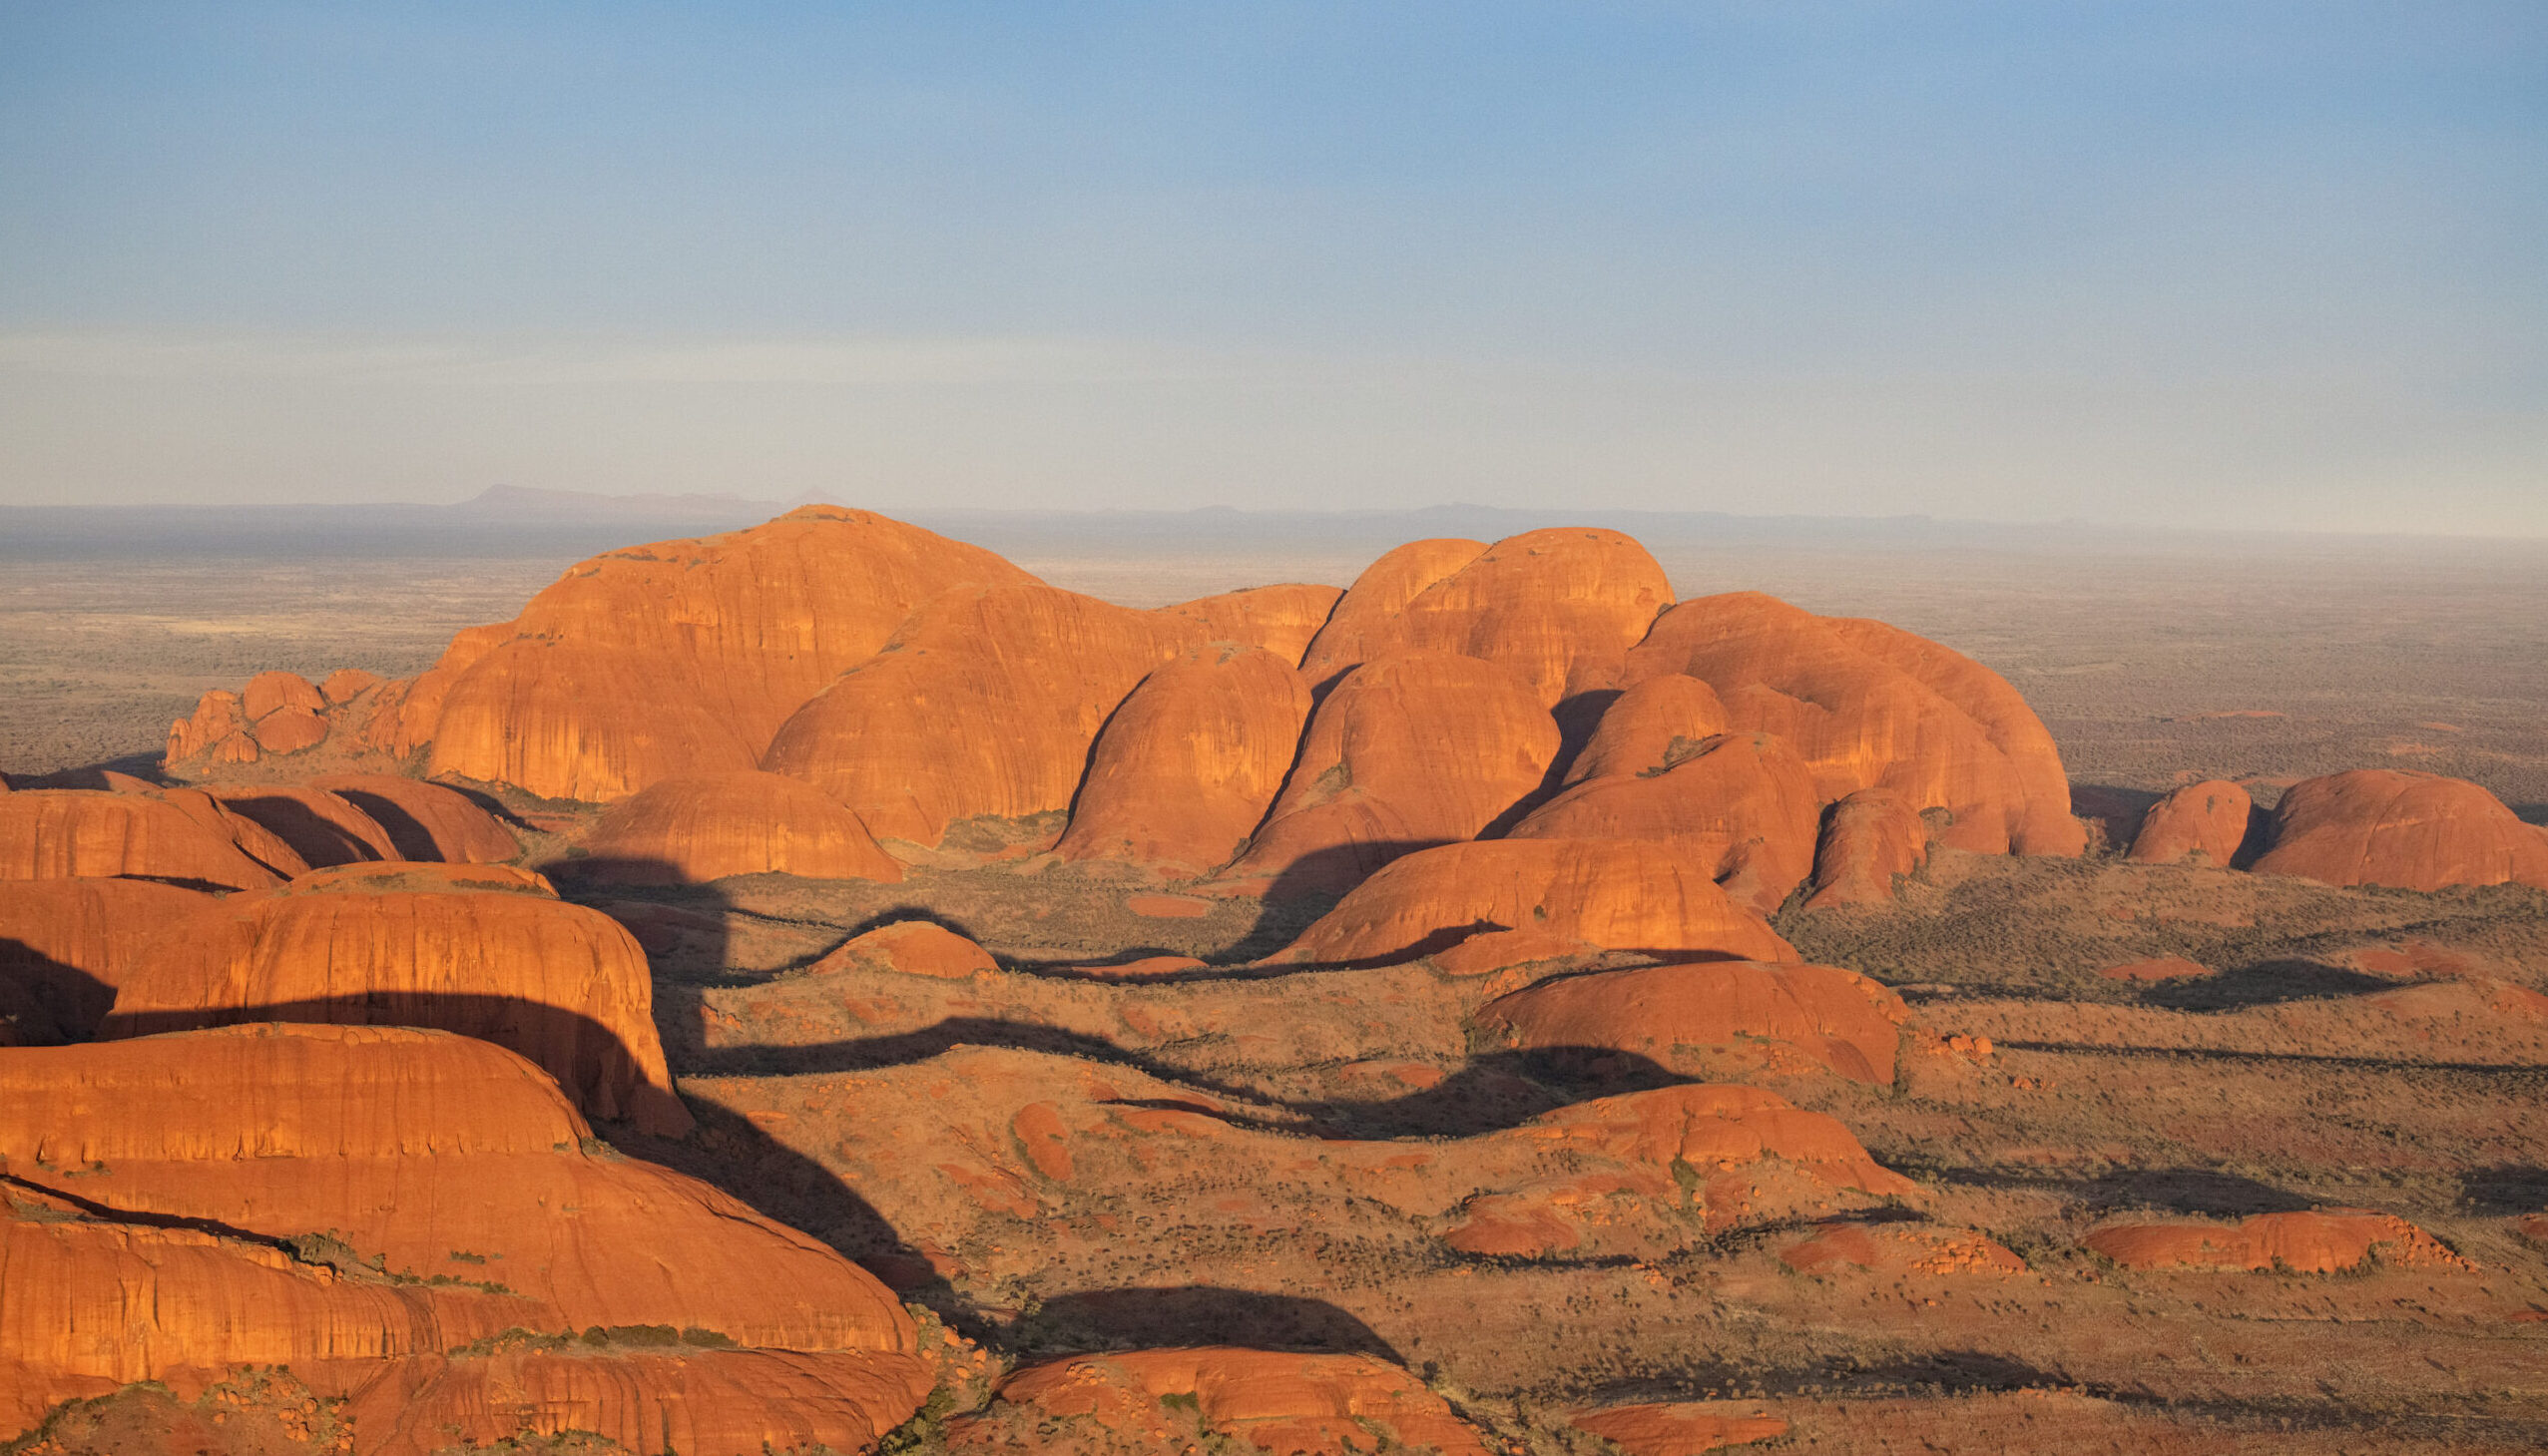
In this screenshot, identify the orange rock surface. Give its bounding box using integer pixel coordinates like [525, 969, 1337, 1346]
[764, 583, 1201, 846]
[397, 507, 1035, 801]
[1510, 730, 1821, 914]
[1474, 960, 1911, 1083]
[0, 789, 286, 891]
[1560, 673, 1733, 785]
[252, 705, 328, 755]
[320, 667, 382, 704]
[1227, 651, 1559, 893]
[2085, 1210, 2473, 1273]
[576, 770, 903, 884]
[1803, 786, 1929, 909]
[1571, 1402, 1790, 1453]
[307, 774, 521, 862]
[1300, 529, 1671, 707]
[98, 862, 690, 1135]
[166, 689, 255, 764]
[1278, 838, 1795, 969]
[948, 1348, 1491, 1455]
[0, 1025, 926, 1443]
[207, 784, 398, 867]
[242, 670, 326, 722]
[2250, 769, 2548, 891]
[1056, 646, 1313, 876]
[1163, 582, 1347, 666]
[0, 878, 215, 1040]
[2128, 779, 2255, 866]
[808, 919, 1002, 980]
[1627, 593, 2083, 855]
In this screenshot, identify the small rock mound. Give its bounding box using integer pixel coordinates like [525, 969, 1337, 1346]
[810, 920, 1001, 980]
[2085, 1209, 2473, 1272]
[576, 769, 903, 884]
[2250, 769, 2548, 891]
[1475, 960, 1911, 1083]
[1803, 786, 1929, 908]
[945, 1348, 1491, 1456]
[307, 773, 521, 862]
[1570, 1402, 1789, 1454]
[2128, 778, 2255, 866]
[1057, 646, 1313, 877]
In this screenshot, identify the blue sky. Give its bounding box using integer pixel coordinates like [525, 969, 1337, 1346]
[1, 1, 2541, 529]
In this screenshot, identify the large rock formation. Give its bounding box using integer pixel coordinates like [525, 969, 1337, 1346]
[1162, 582, 1346, 667]
[0, 1024, 928, 1446]
[1803, 786, 1929, 908]
[1624, 593, 2084, 855]
[0, 789, 288, 891]
[1299, 529, 1672, 707]
[306, 774, 520, 862]
[764, 583, 1202, 846]
[2127, 779, 2255, 866]
[385, 507, 1037, 802]
[1557, 672, 1732, 785]
[98, 862, 690, 1135]
[576, 770, 904, 884]
[1474, 959, 1911, 1083]
[2084, 1210, 2472, 1273]
[1225, 651, 1560, 892]
[1509, 729, 1822, 914]
[1055, 646, 1313, 877]
[1277, 838, 1795, 969]
[207, 784, 399, 868]
[2250, 769, 2548, 892]
[0, 878, 216, 1042]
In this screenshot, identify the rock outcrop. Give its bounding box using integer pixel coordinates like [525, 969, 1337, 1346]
[207, 784, 399, 867]
[805, 919, 1002, 980]
[2249, 769, 2548, 891]
[1226, 652, 1559, 893]
[306, 774, 520, 862]
[2127, 779, 2255, 866]
[1570, 1402, 1789, 1455]
[1510, 730, 1821, 914]
[1558, 672, 1732, 785]
[1056, 647, 1313, 877]
[0, 789, 288, 891]
[946, 1348, 1491, 1455]
[1278, 838, 1795, 970]
[0, 878, 216, 1041]
[1163, 582, 1346, 666]
[2085, 1210, 2473, 1273]
[1475, 960, 1911, 1083]
[98, 862, 690, 1135]
[576, 770, 903, 884]
[1803, 786, 1929, 908]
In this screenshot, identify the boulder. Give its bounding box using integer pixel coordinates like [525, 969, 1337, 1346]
[1162, 582, 1346, 666]
[0, 878, 217, 1041]
[577, 770, 903, 884]
[946, 1348, 1491, 1455]
[1277, 838, 1795, 969]
[99, 862, 690, 1135]
[1559, 672, 1732, 785]
[0, 789, 286, 891]
[308, 773, 521, 862]
[1474, 960, 1911, 1083]
[250, 705, 328, 754]
[1226, 651, 1559, 893]
[2085, 1210, 2472, 1272]
[166, 689, 251, 764]
[1803, 786, 1929, 909]
[2250, 769, 2548, 891]
[241, 670, 325, 722]
[2127, 779, 2256, 866]
[1056, 646, 1313, 877]
[764, 583, 1202, 846]
[1509, 730, 1821, 914]
[397, 507, 1036, 802]
[319, 667, 381, 703]
[207, 784, 398, 867]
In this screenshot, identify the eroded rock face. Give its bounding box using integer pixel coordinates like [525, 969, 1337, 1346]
[1510, 730, 1821, 914]
[945, 1348, 1493, 1455]
[0, 878, 217, 1041]
[0, 790, 287, 891]
[1474, 960, 1911, 1083]
[1056, 647, 1313, 877]
[577, 770, 903, 885]
[1626, 593, 2083, 856]
[207, 784, 398, 868]
[764, 583, 1202, 847]
[2084, 1210, 2472, 1273]
[307, 774, 520, 863]
[1803, 786, 1929, 909]
[0, 1025, 927, 1447]
[98, 862, 690, 1135]
[1300, 529, 1672, 708]
[1163, 583, 1347, 667]
[1559, 673, 1732, 786]
[2128, 779, 2255, 866]
[2250, 769, 2548, 891]
[1226, 652, 1559, 894]
[1277, 838, 1795, 969]
[395, 507, 1036, 802]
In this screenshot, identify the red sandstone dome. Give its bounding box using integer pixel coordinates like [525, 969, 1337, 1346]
[1624, 592, 2084, 856]
[1803, 786, 1929, 908]
[1056, 646, 1313, 876]
[1557, 672, 1732, 785]
[576, 769, 903, 884]
[207, 783, 399, 867]
[98, 861, 690, 1135]
[1226, 650, 1560, 892]
[0, 877, 216, 1041]
[1299, 528, 1672, 707]
[0, 1024, 929, 1446]
[1278, 837, 1795, 969]
[2249, 769, 2548, 892]
[2128, 778, 2255, 866]
[0, 788, 288, 891]
[1162, 582, 1347, 667]
[1510, 729, 1821, 914]
[307, 773, 521, 862]
[1474, 959, 1912, 1083]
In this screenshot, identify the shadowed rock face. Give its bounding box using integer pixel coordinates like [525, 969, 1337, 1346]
[577, 770, 903, 885]
[1057, 646, 1313, 878]
[0, 1024, 928, 1447]
[1559, 672, 1732, 786]
[2128, 779, 2255, 866]
[1511, 729, 1822, 915]
[1627, 592, 2084, 856]
[946, 1347, 1494, 1455]
[207, 784, 398, 868]
[1475, 959, 1912, 1084]
[0, 789, 287, 891]
[1804, 786, 1929, 909]
[0, 878, 217, 1041]
[306, 774, 519, 862]
[1227, 651, 1560, 893]
[2251, 769, 2548, 891]
[97, 862, 691, 1136]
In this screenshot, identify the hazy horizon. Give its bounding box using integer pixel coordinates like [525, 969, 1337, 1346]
[4, 3, 2542, 532]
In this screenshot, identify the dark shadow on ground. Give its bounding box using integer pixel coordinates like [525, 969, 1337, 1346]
[2140, 957, 2405, 1010]
[2458, 1165, 2548, 1215]
[1015, 1286, 1401, 1360]
[1925, 1163, 2315, 1217]
[5, 752, 169, 791]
